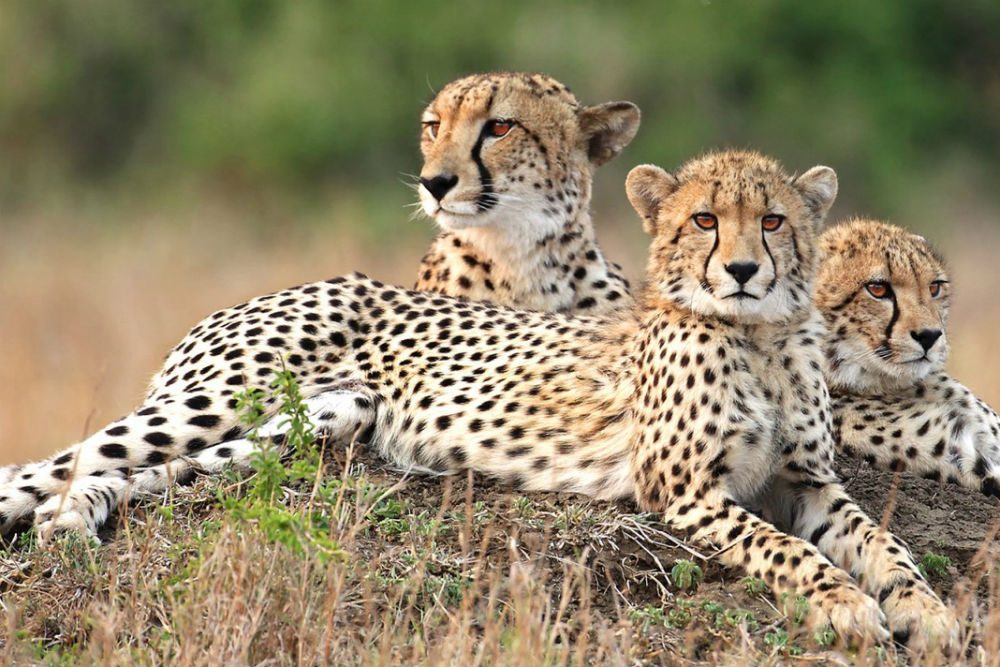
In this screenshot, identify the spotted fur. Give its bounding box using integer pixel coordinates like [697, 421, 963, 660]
[0, 151, 957, 649]
[817, 219, 1000, 496]
[414, 72, 636, 314]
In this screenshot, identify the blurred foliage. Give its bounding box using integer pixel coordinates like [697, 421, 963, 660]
[1, 0, 998, 225]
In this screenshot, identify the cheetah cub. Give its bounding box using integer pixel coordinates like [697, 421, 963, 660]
[414, 72, 637, 314]
[816, 219, 1000, 496]
[0, 151, 955, 649]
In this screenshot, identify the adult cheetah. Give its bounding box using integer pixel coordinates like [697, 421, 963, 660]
[413, 72, 636, 314]
[0, 151, 956, 648]
[817, 219, 1000, 495]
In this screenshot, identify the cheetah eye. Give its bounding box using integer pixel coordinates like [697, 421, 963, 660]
[422, 121, 440, 141]
[929, 280, 948, 299]
[692, 212, 718, 231]
[484, 119, 515, 138]
[865, 280, 891, 299]
[761, 214, 784, 232]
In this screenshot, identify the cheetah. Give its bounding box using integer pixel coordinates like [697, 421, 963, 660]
[413, 72, 636, 314]
[0, 151, 956, 648]
[816, 219, 1000, 496]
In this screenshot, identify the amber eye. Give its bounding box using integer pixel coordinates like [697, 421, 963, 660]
[762, 214, 784, 232]
[422, 121, 440, 141]
[485, 119, 514, 138]
[865, 281, 891, 299]
[692, 212, 718, 230]
[929, 281, 947, 299]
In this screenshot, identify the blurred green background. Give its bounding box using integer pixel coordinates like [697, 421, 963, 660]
[2, 0, 999, 237]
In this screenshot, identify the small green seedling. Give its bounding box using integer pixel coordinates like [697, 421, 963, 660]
[670, 559, 703, 592]
[740, 575, 768, 596]
[919, 551, 952, 579]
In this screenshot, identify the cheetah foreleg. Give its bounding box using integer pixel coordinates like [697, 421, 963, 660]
[662, 492, 888, 644]
[832, 375, 1000, 498]
[771, 477, 959, 653]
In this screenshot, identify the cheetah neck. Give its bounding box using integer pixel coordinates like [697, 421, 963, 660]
[445, 209, 624, 312]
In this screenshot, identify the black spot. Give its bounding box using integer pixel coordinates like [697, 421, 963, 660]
[53, 452, 75, 465]
[99, 443, 129, 459]
[221, 426, 242, 441]
[188, 414, 221, 428]
[105, 425, 130, 437]
[144, 432, 174, 447]
[185, 396, 211, 411]
[146, 451, 168, 465]
[187, 438, 208, 453]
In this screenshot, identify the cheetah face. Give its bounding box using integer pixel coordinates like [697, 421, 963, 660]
[417, 73, 639, 241]
[626, 151, 838, 324]
[816, 220, 950, 391]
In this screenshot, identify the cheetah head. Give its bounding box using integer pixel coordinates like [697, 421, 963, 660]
[815, 219, 950, 393]
[626, 151, 838, 324]
[417, 72, 640, 240]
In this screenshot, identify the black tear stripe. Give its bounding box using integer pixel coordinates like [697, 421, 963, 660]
[761, 226, 778, 293]
[883, 291, 900, 348]
[701, 229, 720, 292]
[881, 251, 900, 345]
[471, 127, 498, 211]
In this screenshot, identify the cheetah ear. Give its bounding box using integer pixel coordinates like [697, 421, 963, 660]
[625, 164, 680, 235]
[578, 102, 641, 166]
[792, 166, 838, 222]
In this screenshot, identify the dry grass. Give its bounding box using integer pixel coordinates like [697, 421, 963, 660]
[3, 444, 974, 667]
[2, 210, 1000, 665]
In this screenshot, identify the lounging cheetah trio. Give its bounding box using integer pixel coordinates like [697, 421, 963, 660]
[4, 72, 999, 651]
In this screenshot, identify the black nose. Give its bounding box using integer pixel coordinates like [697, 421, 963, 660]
[911, 328, 943, 352]
[724, 262, 760, 286]
[420, 174, 458, 201]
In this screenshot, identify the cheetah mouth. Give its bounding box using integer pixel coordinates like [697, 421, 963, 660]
[723, 290, 759, 301]
[432, 206, 477, 218]
[900, 355, 931, 365]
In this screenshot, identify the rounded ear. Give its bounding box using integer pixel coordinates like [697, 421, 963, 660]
[625, 164, 679, 235]
[792, 166, 838, 221]
[578, 102, 641, 166]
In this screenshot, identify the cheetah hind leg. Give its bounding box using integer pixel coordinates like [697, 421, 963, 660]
[30, 390, 377, 539]
[126, 389, 378, 495]
[34, 470, 129, 540]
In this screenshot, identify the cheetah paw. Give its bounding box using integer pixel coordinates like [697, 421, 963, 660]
[809, 583, 889, 646]
[882, 584, 960, 655]
[34, 504, 96, 543]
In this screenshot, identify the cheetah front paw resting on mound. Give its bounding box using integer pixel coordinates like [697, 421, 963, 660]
[0, 151, 958, 651]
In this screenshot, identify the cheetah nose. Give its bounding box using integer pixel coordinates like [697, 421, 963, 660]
[420, 174, 459, 202]
[724, 262, 759, 286]
[911, 328, 943, 352]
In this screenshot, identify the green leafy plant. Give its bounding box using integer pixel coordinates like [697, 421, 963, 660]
[224, 370, 346, 563]
[740, 575, 768, 596]
[670, 559, 704, 592]
[919, 551, 952, 579]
